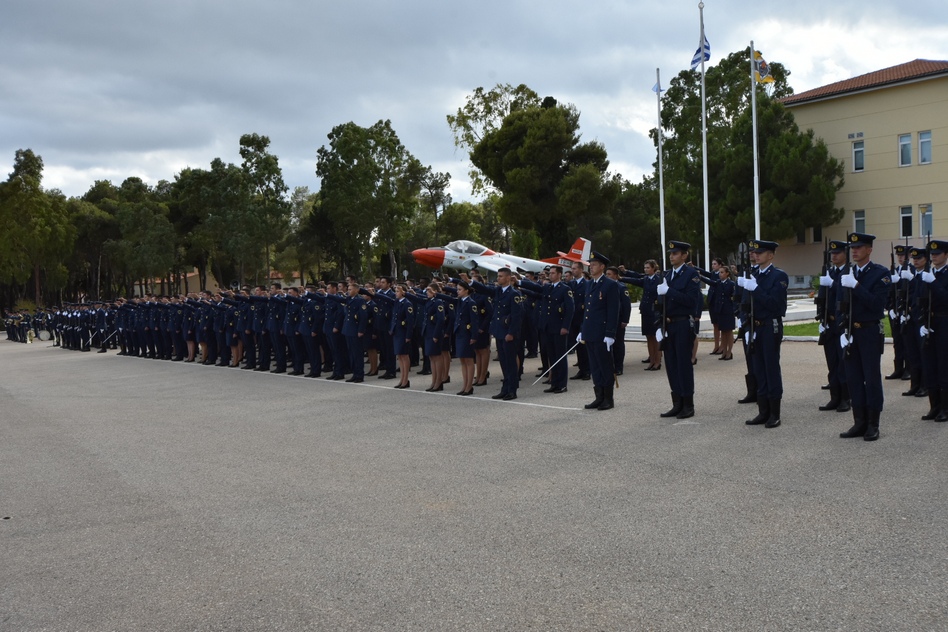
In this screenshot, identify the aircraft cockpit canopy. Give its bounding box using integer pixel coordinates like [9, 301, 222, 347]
[446, 240, 489, 255]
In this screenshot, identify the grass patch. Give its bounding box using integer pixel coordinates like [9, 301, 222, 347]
[783, 319, 893, 337]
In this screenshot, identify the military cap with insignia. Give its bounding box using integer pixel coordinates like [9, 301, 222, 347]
[666, 240, 691, 252]
[749, 240, 778, 252]
[828, 240, 847, 253]
[927, 239, 948, 254]
[910, 246, 930, 259]
[847, 232, 875, 247]
[587, 251, 610, 265]
[894, 244, 908, 255]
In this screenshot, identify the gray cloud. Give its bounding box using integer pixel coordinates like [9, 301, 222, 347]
[2, 0, 945, 197]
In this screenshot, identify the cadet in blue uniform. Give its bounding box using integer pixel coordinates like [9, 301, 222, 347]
[577, 252, 620, 411]
[621, 260, 662, 371]
[886, 245, 911, 380]
[605, 266, 632, 376]
[369, 284, 416, 389]
[327, 283, 368, 383]
[470, 268, 523, 401]
[698, 265, 736, 360]
[918, 240, 948, 423]
[569, 261, 590, 381]
[520, 265, 574, 394]
[904, 248, 930, 404]
[740, 240, 789, 429]
[816, 241, 852, 412]
[656, 241, 703, 419]
[838, 233, 891, 441]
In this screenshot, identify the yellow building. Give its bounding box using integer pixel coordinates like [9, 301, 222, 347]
[777, 59, 948, 284]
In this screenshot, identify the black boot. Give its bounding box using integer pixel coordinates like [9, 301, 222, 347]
[836, 384, 852, 413]
[765, 398, 781, 428]
[885, 366, 903, 380]
[818, 386, 840, 411]
[864, 409, 880, 441]
[922, 390, 940, 420]
[585, 386, 604, 410]
[902, 369, 921, 396]
[597, 386, 614, 411]
[660, 393, 683, 418]
[936, 390, 948, 422]
[840, 407, 868, 438]
[745, 398, 770, 425]
[738, 374, 757, 404]
[676, 395, 695, 419]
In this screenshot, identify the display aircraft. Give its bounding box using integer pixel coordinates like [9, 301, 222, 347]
[412, 238, 591, 274]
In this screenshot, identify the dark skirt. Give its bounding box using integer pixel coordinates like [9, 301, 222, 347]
[424, 336, 441, 357]
[455, 333, 476, 359]
[475, 330, 491, 350]
[715, 310, 736, 331]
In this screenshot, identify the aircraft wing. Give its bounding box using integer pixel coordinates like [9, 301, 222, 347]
[468, 258, 505, 273]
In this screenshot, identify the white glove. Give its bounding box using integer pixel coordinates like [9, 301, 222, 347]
[576, 332, 583, 343]
[744, 331, 756, 344]
[655, 330, 664, 343]
[840, 333, 852, 349]
[921, 270, 936, 284]
[890, 274, 900, 284]
[840, 271, 858, 288]
[737, 276, 745, 288]
[818, 323, 826, 334]
[889, 310, 897, 320]
[901, 315, 909, 324]
[743, 276, 758, 292]
[901, 269, 914, 280]
[604, 336, 615, 351]
[819, 273, 834, 287]
[920, 325, 932, 337]
[656, 279, 669, 296]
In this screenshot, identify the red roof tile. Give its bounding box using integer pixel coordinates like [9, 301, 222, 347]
[783, 59, 948, 106]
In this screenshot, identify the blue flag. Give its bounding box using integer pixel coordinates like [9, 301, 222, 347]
[691, 34, 710, 70]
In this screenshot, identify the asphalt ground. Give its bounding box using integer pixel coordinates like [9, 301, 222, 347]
[2, 340, 946, 632]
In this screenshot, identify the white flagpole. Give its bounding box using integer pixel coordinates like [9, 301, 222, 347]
[699, 2, 710, 271]
[750, 41, 761, 240]
[656, 68, 666, 255]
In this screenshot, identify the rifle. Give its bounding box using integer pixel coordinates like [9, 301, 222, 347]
[900, 235, 910, 334]
[842, 232, 853, 357]
[818, 237, 830, 346]
[926, 231, 933, 346]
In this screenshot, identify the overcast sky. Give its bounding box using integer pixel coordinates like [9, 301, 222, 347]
[2, 0, 946, 202]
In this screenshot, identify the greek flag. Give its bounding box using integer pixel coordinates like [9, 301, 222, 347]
[691, 34, 710, 70]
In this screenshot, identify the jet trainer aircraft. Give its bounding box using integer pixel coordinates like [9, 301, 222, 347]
[412, 238, 591, 274]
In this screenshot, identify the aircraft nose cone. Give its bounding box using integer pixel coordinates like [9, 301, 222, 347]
[412, 248, 445, 269]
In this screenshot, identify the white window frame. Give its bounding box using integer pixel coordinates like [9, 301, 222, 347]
[853, 141, 865, 172]
[899, 205, 913, 238]
[920, 204, 933, 236]
[919, 131, 932, 165]
[899, 134, 912, 167]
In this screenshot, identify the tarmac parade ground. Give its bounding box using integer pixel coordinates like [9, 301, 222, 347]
[2, 339, 947, 631]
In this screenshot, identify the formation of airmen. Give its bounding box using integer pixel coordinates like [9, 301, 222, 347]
[5, 232, 942, 441]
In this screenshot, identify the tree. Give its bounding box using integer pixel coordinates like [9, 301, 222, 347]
[315, 120, 425, 276]
[240, 133, 291, 280]
[657, 48, 842, 255]
[461, 93, 617, 253]
[0, 149, 76, 305]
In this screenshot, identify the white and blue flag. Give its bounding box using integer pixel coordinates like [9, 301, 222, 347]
[690, 34, 710, 70]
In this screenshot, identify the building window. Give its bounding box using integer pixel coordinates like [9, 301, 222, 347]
[796, 228, 806, 244]
[900, 206, 913, 238]
[853, 141, 864, 171]
[920, 131, 932, 165]
[813, 225, 823, 242]
[899, 134, 912, 166]
[921, 204, 933, 236]
[854, 210, 866, 233]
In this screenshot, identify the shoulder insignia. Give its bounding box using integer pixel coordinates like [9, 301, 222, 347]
[407, 306, 413, 314]
[567, 290, 573, 297]
[438, 305, 444, 312]
[692, 276, 700, 283]
[361, 304, 367, 310]
[780, 281, 788, 288]
[514, 295, 523, 303]
[882, 275, 891, 285]
[624, 290, 629, 297]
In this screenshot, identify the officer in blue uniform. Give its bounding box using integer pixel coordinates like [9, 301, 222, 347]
[606, 266, 632, 375]
[904, 248, 930, 404]
[816, 240, 851, 412]
[569, 261, 590, 381]
[520, 265, 574, 394]
[656, 241, 703, 419]
[577, 252, 620, 411]
[327, 283, 368, 382]
[470, 268, 523, 401]
[838, 232, 890, 441]
[886, 245, 911, 380]
[740, 240, 789, 429]
[918, 240, 948, 423]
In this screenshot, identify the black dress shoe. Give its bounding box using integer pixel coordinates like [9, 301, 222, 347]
[366, 371, 378, 377]
[491, 393, 507, 400]
[394, 381, 410, 389]
[380, 373, 397, 380]
[241, 364, 255, 370]
[641, 359, 650, 363]
[503, 393, 517, 401]
[570, 372, 589, 380]
[289, 370, 304, 376]
[351, 378, 363, 383]
[271, 368, 286, 374]
[544, 387, 567, 393]
[885, 371, 902, 380]
[418, 370, 431, 375]
[306, 373, 320, 378]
